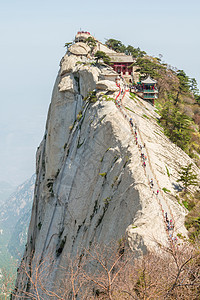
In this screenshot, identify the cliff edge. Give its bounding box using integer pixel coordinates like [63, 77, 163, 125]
[13, 42, 200, 297]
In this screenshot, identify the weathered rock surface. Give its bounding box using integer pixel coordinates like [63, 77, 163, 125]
[58, 74, 75, 92]
[13, 50, 200, 298]
[69, 42, 90, 56]
[96, 80, 119, 91]
[60, 53, 80, 75]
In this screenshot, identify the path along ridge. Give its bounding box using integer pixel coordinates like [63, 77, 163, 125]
[114, 78, 177, 244]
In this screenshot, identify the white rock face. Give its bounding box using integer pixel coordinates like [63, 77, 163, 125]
[60, 53, 79, 75]
[58, 74, 75, 92]
[96, 80, 119, 91]
[69, 42, 90, 56]
[13, 51, 200, 298]
[78, 65, 100, 97]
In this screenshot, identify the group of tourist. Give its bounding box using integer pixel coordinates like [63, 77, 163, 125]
[115, 80, 179, 244]
[165, 212, 174, 232]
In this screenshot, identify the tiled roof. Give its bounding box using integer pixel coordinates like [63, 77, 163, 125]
[141, 75, 157, 84]
[108, 53, 134, 63]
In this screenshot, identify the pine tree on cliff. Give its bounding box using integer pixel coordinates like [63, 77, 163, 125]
[94, 51, 111, 65]
[177, 163, 198, 193]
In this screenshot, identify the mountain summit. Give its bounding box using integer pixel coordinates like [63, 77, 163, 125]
[13, 33, 200, 298]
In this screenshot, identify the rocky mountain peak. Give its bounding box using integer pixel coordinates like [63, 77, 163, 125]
[13, 39, 200, 298]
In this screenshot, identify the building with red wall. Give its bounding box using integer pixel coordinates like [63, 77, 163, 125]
[108, 53, 136, 83]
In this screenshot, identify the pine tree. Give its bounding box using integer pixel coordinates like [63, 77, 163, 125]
[85, 36, 96, 53]
[64, 42, 73, 50]
[189, 78, 199, 97]
[175, 70, 190, 104]
[105, 39, 126, 53]
[126, 45, 146, 58]
[177, 163, 198, 192]
[94, 51, 111, 65]
[159, 105, 193, 151]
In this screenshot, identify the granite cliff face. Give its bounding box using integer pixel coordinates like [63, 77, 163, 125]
[14, 43, 200, 297]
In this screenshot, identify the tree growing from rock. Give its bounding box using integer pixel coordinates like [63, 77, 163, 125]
[159, 104, 193, 151]
[175, 70, 190, 104]
[94, 51, 111, 65]
[126, 45, 146, 58]
[105, 39, 126, 53]
[85, 36, 96, 54]
[133, 57, 165, 80]
[177, 163, 198, 192]
[189, 78, 199, 97]
[64, 42, 73, 50]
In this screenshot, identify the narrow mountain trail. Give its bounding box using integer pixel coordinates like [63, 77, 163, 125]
[115, 79, 176, 243]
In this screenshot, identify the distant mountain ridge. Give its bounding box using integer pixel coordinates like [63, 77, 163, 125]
[0, 174, 35, 228]
[0, 175, 35, 266]
[0, 181, 16, 205]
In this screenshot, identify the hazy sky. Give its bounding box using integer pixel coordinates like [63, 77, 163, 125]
[0, 0, 200, 185]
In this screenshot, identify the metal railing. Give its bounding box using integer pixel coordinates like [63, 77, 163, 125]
[143, 95, 156, 99]
[143, 89, 158, 93]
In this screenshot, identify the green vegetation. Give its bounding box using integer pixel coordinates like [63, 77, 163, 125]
[105, 37, 200, 163]
[133, 56, 165, 79]
[132, 225, 137, 229]
[102, 37, 200, 241]
[103, 197, 111, 206]
[182, 200, 189, 210]
[102, 95, 114, 102]
[126, 45, 146, 58]
[105, 39, 126, 53]
[176, 166, 199, 241]
[185, 191, 200, 241]
[99, 172, 107, 177]
[85, 36, 96, 53]
[165, 166, 170, 177]
[176, 233, 185, 239]
[125, 106, 135, 114]
[105, 39, 146, 58]
[64, 42, 73, 50]
[129, 92, 137, 102]
[95, 37, 200, 164]
[159, 103, 194, 151]
[135, 58, 200, 161]
[94, 51, 111, 65]
[77, 111, 82, 121]
[143, 114, 150, 120]
[162, 187, 171, 193]
[177, 163, 198, 193]
[123, 155, 130, 168]
[84, 90, 97, 103]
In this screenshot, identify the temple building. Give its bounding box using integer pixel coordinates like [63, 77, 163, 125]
[73, 32, 140, 84]
[139, 76, 158, 105]
[108, 53, 137, 83]
[75, 31, 92, 42]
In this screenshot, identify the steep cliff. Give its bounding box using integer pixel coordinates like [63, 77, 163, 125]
[14, 43, 200, 297]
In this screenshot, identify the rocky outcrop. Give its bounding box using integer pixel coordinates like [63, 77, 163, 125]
[13, 47, 200, 298]
[58, 74, 75, 92]
[96, 80, 119, 91]
[69, 42, 90, 56]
